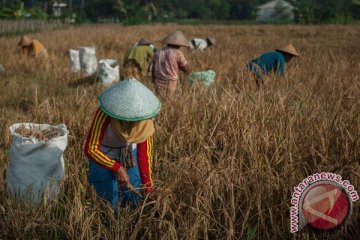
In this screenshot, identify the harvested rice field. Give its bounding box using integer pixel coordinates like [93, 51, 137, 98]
[0, 24, 359, 239]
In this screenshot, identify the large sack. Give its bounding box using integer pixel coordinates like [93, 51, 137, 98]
[69, 49, 81, 72]
[79, 47, 97, 75]
[98, 59, 120, 85]
[7, 123, 68, 204]
[188, 70, 216, 88]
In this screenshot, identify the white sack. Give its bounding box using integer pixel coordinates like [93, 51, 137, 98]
[7, 123, 68, 204]
[79, 47, 98, 75]
[69, 49, 81, 72]
[98, 59, 120, 85]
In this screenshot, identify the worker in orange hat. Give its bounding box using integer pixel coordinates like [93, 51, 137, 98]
[18, 35, 48, 58]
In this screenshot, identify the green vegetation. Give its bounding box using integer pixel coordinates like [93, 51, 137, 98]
[1, 0, 360, 24]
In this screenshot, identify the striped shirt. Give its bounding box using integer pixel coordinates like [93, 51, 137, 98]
[153, 47, 188, 90]
[84, 108, 154, 192]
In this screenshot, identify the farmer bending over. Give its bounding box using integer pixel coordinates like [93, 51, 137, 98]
[124, 38, 156, 78]
[84, 78, 161, 212]
[189, 36, 215, 51]
[18, 35, 48, 58]
[246, 44, 299, 87]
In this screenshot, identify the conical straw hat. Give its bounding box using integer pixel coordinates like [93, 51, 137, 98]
[99, 78, 161, 121]
[206, 37, 216, 45]
[162, 30, 190, 47]
[275, 44, 299, 57]
[138, 38, 152, 45]
[18, 35, 33, 47]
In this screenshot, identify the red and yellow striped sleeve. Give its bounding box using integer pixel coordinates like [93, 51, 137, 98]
[84, 108, 121, 172]
[137, 135, 154, 193]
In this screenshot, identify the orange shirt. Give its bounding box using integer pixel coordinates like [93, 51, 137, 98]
[22, 39, 48, 58]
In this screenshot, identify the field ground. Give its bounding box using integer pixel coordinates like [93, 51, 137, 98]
[0, 24, 359, 239]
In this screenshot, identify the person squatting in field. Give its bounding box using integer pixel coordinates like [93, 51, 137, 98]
[189, 36, 215, 51]
[18, 35, 48, 58]
[246, 44, 299, 87]
[83, 78, 161, 212]
[152, 30, 191, 96]
[123, 38, 156, 78]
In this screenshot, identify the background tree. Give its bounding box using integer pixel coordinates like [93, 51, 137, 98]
[1, 0, 360, 23]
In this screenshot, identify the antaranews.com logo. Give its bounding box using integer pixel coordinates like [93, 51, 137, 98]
[290, 172, 359, 233]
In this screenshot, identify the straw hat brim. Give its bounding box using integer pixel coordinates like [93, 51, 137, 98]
[275, 44, 300, 57]
[162, 30, 190, 47]
[99, 78, 161, 121]
[206, 37, 216, 45]
[18, 36, 33, 47]
[138, 38, 152, 45]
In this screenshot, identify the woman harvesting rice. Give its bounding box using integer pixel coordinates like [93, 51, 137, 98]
[84, 78, 161, 211]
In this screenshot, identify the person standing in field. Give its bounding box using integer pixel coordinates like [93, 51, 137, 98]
[189, 36, 215, 51]
[152, 30, 191, 96]
[123, 38, 156, 78]
[18, 35, 48, 58]
[84, 78, 161, 212]
[246, 44, 299, 87]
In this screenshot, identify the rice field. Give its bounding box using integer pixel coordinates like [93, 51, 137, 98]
[0, 23, 359, 239]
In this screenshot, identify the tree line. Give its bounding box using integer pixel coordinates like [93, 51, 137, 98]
[1, 0, 360, 24]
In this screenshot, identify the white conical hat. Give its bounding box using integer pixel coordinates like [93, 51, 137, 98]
[99, 78, 161, 121]
[162, 30, 190, 47]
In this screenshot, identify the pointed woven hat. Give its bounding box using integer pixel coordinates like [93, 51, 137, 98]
[18, 35, 33, 47]
[138, 38, 152, 45]
[275, 44, 300, 57]
[162, 30, 190, 47]
[206, 37, 216, 45]
[99, 78, 161, 121]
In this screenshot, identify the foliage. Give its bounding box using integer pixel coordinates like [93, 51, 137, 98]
[0, 1, 47, 20]
[0, 1, 25, 19]
[27, 6, 47, 20]
[1, 0, 360, 23]
[291, 0, 360, 24]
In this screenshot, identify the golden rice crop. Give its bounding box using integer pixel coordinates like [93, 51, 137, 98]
[0, 23, 359, 239]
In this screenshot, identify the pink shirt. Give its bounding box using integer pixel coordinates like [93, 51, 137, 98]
[153, 47, 188, 90]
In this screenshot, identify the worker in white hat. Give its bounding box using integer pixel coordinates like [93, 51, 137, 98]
[246, 44, 299, 87]
[18, 35, 48, 58]
[152, 30, 191, 95]
[84, 78, 161, 211]
[189, 36, 215, 51]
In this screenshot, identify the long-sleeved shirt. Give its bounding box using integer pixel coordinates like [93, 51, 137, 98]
[247, 51, 285, 76]
[124, 45, 155, 76]
[84, 108, 154, 192]
[152, 46, 188, 90]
